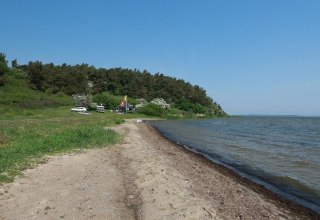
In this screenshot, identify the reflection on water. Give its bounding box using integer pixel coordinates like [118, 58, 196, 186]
[149, 116, 320, 212]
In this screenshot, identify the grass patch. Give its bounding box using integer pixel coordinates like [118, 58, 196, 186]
[0, 108, 137, 183]
[0, 73, 154, 183]
[0, 75, 72, 114]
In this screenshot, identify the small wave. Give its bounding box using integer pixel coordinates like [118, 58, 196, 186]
[292, 160, 310, 168]
[149, 118, 320, 212]
[266, 175, 320, 198]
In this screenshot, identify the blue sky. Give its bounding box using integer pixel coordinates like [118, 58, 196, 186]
[1, 0, 319, 115]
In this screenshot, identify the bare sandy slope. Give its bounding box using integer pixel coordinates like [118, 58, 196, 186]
[0, 120, 316, 220]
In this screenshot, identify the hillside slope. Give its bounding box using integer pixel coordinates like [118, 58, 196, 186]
[1, 52, 227, 117]
[0, 73, 72, 117]
[16, 62, 227, 116]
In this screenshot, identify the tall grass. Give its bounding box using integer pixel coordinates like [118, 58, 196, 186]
[0, 108, 129, 183]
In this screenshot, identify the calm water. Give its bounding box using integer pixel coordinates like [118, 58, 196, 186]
[149, 117, 320, 212]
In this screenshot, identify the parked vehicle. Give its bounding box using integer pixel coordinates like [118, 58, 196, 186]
[71, 107, 87, 112]
[96, 105, 105, 113]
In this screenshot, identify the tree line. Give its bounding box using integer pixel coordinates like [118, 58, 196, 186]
[1, 53, 226, 116]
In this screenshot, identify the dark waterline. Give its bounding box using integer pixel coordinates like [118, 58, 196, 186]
[148, 116, 320, 213]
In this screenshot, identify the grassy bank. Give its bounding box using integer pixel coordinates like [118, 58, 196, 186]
[0, 107, 136, 183]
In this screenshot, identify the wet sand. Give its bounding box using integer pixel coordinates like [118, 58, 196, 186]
[0, 120, 318, 219]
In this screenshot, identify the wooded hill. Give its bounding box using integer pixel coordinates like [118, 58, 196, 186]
[1, 52, 226, 116]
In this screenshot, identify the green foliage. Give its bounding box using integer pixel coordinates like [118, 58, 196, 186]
[27, 61, 45, 90]
[211, 102, 226, 117]
[10, 54, 227, 116]
[0, 108, 131, 183]
[19, 61, 90, 94]
[45, 88, 54, 95]
[11, 68, 28, 79]
[0, 52, 9, 76]
[0, 74, 72, 111]
[175, 98, 207, 114]
[0, 52, 9, 86]
[114, 118, 125, 125]
[92, 92, 138, 110]
[137, 103, 165, 117]
[93, 93, 122, 110]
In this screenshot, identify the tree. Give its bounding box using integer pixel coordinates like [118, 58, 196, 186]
[28, 61, 45, 90]
[13, 59, 227, 116]
[0, 52, 9, 76]
[72, 94, 92, 108]
[11, 59, 18, 68]
[0, 52, 9, 86]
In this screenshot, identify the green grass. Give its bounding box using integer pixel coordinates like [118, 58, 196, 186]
[0, 107, 140, 183]
[0, 75, 72, 114]
[0, 74, 158, 183]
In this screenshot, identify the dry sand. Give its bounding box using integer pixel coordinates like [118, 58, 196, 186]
[0, 119, 318, 220]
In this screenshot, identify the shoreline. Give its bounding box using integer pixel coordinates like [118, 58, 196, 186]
[145, 121, 319, 219]
[0, 119, 319, 219]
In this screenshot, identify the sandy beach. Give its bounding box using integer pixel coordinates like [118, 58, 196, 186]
[0, 120, 318, 220]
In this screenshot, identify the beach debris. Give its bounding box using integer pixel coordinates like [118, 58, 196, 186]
[202, 207, 213, 218]
[136, 119, 142, 123]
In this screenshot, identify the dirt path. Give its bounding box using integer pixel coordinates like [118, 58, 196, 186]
[0, 120, 316, 220]
[113, 121, 219, 220]
[0, 147, 135, 220]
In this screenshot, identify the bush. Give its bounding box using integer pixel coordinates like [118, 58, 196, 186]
[138, 103, 165, 117]
[114, 118, 125, 125]
[0, 75, 7, 86]
[93, 93, 121, 110]
[72, 94, 92, 108]
[175, 98, 207, 114]
[45, 88, 54, 95]
[150, 98, 171, 109]
[12, 68, 28, 79]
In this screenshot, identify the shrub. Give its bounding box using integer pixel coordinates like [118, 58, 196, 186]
[0, 75, 7, 86]
[72, 94, 92, 108]
[12, 68, 28, 79]
[151, 98, 171, 109]
[175, 98, 207, 114]
[138, 103, 165, 117]
[114, 118, 125, 125]
[45, 88, 54, 95]
[93, 93, 121, 110]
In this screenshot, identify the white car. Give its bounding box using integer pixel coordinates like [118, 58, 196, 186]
[71, 107, 87, 112]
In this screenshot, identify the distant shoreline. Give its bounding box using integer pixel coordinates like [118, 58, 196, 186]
[235, 115, 320, 118]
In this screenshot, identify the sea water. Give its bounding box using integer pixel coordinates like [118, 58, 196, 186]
[149, 116, 320, 212]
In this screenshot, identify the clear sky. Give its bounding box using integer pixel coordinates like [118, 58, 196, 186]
[1, 0, 319, 115]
